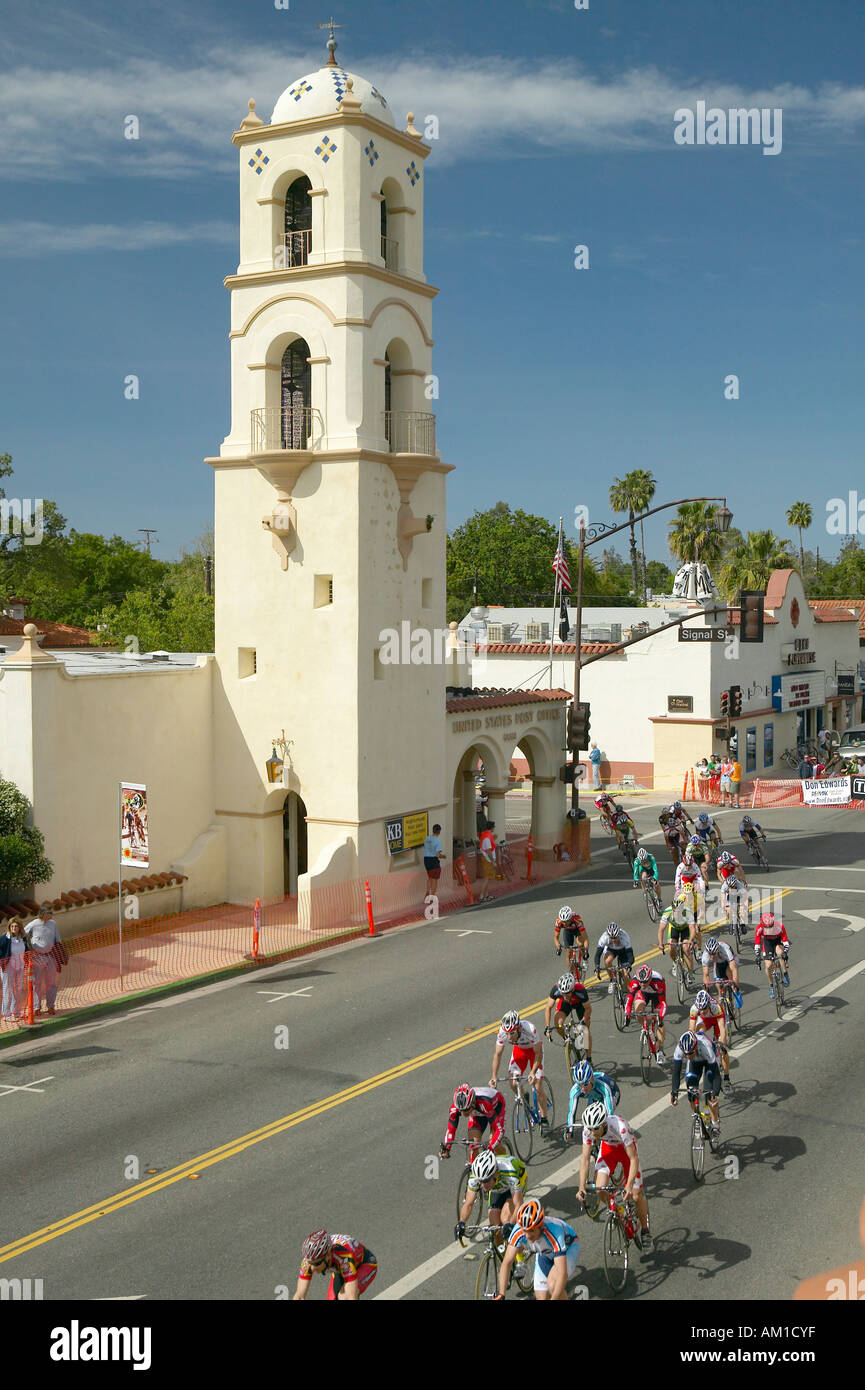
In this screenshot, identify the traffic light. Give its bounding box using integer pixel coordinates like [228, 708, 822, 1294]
[720, 690, 729, 718]
[729, 685, 742, 718]
[739, 590, 765, 643]
[567, 701, 591, 751]
[559, 762, 576, 784]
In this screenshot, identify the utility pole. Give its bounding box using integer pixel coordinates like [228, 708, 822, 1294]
[139, 529, 158, 555]
[204, 554, 213, 597]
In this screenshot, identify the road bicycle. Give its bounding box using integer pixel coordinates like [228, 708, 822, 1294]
[638, 873, 663, 923]
[511, 1075, 556, 1163]
[670, 938, 696, 1005]
[582, 1183, 640, 1293]
[760, 949, 789, 1018]
[468, 1224, 536, 1299]
[717, 978, 742, 1033]
[609, 959, 632, 1033]
[496, 840, 515, 880]
[636, 1009, 661, 1086]
[687, 1088, 719, 1181]
[724, 885, 750, 951]
[743, 834, 770, 872]
[618, 837, 637, 870]
[557, 941, 589, 982]
[546, 1014, 590, 1078]
[599, 811, 617, 838]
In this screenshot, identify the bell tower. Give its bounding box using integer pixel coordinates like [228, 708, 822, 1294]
[206, 29, 452, 901]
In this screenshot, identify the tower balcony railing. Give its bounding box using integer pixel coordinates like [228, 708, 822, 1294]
[383, 410, 436, 455]
[279, 229, 311, 268]
[250, 406, 324, 453]
[381, 235, 400, 272]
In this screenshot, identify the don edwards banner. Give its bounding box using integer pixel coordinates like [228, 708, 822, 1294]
[802, 778, 851, 807]
[120, 782, 150, 866]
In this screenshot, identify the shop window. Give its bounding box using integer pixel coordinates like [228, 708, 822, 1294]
[764, 723, 774, 768]
[746, 727, 757, 774]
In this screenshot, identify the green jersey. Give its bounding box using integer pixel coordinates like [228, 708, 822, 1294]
[467, 1154, 527, 1195]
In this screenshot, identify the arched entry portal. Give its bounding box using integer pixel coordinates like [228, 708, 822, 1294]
[283, 792, 308, 896]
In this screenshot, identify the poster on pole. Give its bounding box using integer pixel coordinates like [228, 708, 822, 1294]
[802, 778, 851, 807]
[120, 782, 150, 866]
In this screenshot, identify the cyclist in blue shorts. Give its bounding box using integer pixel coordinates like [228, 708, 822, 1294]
[496, 1199, 580, 1301]
[565, 1060, 620, 1139]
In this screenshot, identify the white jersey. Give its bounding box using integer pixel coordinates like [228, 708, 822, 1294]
[496, 1019, 540, 1050]
[582, 1112, 636, 1149]
[597, 928, 632, 952]
[673, 1032, 719, 1066]
[700, 942, 735, 968]
[675, 862, 705, 893]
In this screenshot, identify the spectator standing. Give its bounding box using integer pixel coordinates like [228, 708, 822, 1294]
[589, 743, 602, 790]
[0, 918, 30, 1021]
[797, 753, 814, 780]
[24, 905, 63, 1016]
[477, 821, 498, 902]
[729, 755, 742, 808]
[423, 823, 446, 901]
[719, 756, 734, 807]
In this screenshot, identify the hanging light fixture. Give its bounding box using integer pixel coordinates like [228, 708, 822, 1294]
[265, 747, 284, 784]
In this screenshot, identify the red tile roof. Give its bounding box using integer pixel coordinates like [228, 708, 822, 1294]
[447, 688, 571, 714]
[808, 599, 862, 633]
[483, 642, 621, 656]
[0, 616, 96, 647]
[0, 872, 187, 922]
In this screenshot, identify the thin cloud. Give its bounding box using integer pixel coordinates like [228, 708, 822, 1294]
[0, 220, 235, 255]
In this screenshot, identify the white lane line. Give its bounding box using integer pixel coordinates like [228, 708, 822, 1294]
[375, 954, 865, 1300]
[0, 1076, 55, 1098]
[766, 885, 865, 895]
[796, 909, 865, 933]
[256, 987, 314, 1002]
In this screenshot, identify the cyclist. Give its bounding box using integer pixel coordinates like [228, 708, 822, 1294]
[670, 1030, 722, 1142]
[577, 1102, 653, 1254]
[633, 846, 662, 905]
[491, 1011, 548, 1126]
[613, 806, 640, 853]
[657, 892, 698, 977]
[740, 814, 767, 853]
[721, 872, 750, 938]
[716, 848, 748, 889]
[594, 922, 635, 996]
[439, 1083, 507, 1160]
[700, 936, 741, 1011]
[659, 807, 687, 866]
[543, 972, 593, 1064]
[623, 963, 668, 1064]
[674, 853, 705, 926]
[565, 1060, 620, 1138]
[553, 905, 590, 977]
[497, 1199, 580, 1301]
[695, 810, 723, 853]
[669, 800, 695, 836]
[689, 989, 732, 1091]
[455, 1148, 527, 1245]
[293, 1230, 378, 1301]
[753, 911, 790, 997]
[594, 792, 621, 834]
[684, 833, 711, 887]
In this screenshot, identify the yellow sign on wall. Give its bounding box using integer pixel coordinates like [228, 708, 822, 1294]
[384, 810, 429, 854]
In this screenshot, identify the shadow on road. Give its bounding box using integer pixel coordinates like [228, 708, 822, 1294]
[724, 1131, 807, 1172]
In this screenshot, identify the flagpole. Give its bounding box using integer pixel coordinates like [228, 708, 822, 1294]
[549, 517, 563, 688]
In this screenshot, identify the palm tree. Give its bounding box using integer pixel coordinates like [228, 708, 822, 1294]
[629, 469, 656, 598]
[785, 502, 812, 586]
[717, 529, 793, 602]
[609, 472, 648, 598]
[668, 501, 728, 570]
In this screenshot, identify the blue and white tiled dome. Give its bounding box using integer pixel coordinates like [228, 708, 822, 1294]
[271, 64, 394, 127]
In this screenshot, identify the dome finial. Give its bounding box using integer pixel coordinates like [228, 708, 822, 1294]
[317, 16, 343, 66]
[240, 97, 264, 130]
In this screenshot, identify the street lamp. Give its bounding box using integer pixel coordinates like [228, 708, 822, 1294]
[569, 496, 733, 816]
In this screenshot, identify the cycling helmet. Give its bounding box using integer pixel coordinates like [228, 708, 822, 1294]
[575, 1060, 594, 1086]
[501, 1010, 520, 1033]
[582, 1100, 608, 1131]
[759, 912, 775, 928]
[705, 937, 720, 954]
[694, 990, 711, 1011]
[673, 801, 682, 811]
[678, 1032, 697, 1056]
[636, 965, 652, 986]
[301, 1229, 331, 1264]
[471, 1149, 498, 1184]
[454, 1084, 475, 1112]
[637, 848, 648, 862]
[557, 973, 576, 994]
[697, 813, 709, 826]
[719, 851, 732, 865]
[742, 815, 753, 825]
[607, 922, 621, 940]
[727, 876, 742, 891]
[690, 835, 702, 846]
[518, 1198, 545, 1230]
[557, 905, 574, 922]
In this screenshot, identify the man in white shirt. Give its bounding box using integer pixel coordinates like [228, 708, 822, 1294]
[25, 905, 63, 1016]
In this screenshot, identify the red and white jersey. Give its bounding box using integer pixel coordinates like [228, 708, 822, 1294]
[754, 919, 789, 948]
[675, 860, 703, 889]
[583, 1112, 637, 1151]
[496, 1019, 540, 1051]
[718, 858, 741, 881]
[689, 998, 723, 1033]
[627, 971, 666, 1001]
[444, 1086, 506, 1149]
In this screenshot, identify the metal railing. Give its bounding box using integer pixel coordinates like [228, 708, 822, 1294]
[383, 410, 436, 454]
[279, 229, 311, 268]
[250, 406, 324, 452]
[381, 235, 399, 272]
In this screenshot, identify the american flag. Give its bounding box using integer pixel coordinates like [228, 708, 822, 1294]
[552, 536, 571, 592]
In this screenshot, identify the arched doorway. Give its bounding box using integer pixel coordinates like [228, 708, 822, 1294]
[280, 339, 311, 449]
[284, 174, 312, 266]
[283, 792, 308, 896]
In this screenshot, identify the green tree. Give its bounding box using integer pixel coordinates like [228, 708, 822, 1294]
[645, 559, 674, 594]
[0, 778, 53, 895]
[446, 504, 605, 622]
[808, 536, 865, 598]
[785, 502, 813, 587]
[717, 529, 792, 601]
[668, 502, 728, 570]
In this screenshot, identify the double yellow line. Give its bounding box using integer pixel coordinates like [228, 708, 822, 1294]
[0, 938, 694, 1264]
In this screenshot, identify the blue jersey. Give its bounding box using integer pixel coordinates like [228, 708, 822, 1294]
[567, 1071, 620, 1128]
[740, 820, 762, 836]
[507, 1216, 578, 1259]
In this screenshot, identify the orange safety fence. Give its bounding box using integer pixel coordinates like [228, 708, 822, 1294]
[0, 831, 577, 1036]
[682, 771, 865, 811]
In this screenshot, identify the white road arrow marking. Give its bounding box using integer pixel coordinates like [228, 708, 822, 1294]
[795, 908, 865, 933]
[256, 987, 314, 1002]
[0, 1075, 55, 1099]
[443, 930, 493, 938]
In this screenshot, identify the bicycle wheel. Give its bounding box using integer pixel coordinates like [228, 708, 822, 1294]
[537, 1077, 555, 1132]
[583, 1155, 602, 1221]
[565, 1029, 586, 1075]
[725, 989, 741, 1034]
[511, 1095, 534, 1163]
[639, 1029, 652, 1086]
[475, 1248, 500, 1301]
[674, 955, 686, 1005]
[456, 1168, 485, 1244]
[774, 969, 785, 1018]
[514, 1247, 536, 1294]
[690, 1112, 705, 1181]
[603, 1211, 628, 1292]
[612, 976, 627, 1032]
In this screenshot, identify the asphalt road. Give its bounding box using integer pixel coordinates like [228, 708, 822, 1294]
[1, 801, 863, 1302]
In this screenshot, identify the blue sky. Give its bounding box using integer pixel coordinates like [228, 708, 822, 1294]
[1, 0, 863, 563]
